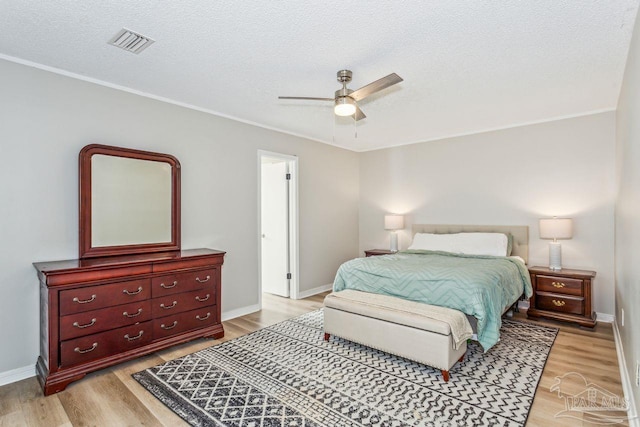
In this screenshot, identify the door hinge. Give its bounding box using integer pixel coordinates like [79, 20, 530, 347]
[286, 173, 291, 180]
[286, 273, 292, 280]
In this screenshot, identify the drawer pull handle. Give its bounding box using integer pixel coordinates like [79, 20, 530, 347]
[196, 312, 211, 321]
[552, 282, 566, 288]
[161, 321, 178, 330]
[552, 299, 566, 307]
[74, 343, 98, 354]
[195, 294, 210, 302]
[160, 301, 177, 310]
[160, 281, 178, 289]
[73, 295, 96, 304]
[124, 331, 144, 341]
[72, 318, 97, 329]
[123, 286, 143, 296]
[123, 308, 143, 318]
[196, 275, 211, 283]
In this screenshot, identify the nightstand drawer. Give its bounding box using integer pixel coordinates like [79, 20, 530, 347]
[536, 275, 583, 296]
[536, 293, 583, 315]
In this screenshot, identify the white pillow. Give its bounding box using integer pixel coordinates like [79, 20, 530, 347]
[408, 232, 509, 257]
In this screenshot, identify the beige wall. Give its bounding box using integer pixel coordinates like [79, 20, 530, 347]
[359, 113, 617, 316]
[615, 5, 640, 413]
[0, 59, 360, 374]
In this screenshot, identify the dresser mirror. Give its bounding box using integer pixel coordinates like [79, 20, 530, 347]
[79, 144, 181, 258]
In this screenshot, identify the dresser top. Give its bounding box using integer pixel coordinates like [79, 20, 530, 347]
[34, 248, 225, 275]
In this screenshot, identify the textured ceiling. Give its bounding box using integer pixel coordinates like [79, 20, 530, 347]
[0, 1, 638, 151]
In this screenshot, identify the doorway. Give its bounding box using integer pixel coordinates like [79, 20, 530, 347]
[258, 150, 298, 302]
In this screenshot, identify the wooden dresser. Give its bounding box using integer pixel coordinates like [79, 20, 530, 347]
[527, 266, 596, 328]
[34, 248, 224, 395]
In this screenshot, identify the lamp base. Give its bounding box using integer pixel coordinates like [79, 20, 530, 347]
[548, 242, 562, 271]
[389, 232, 398, 252]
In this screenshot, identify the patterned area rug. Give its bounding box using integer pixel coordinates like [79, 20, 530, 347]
[134, 310, 558, 426]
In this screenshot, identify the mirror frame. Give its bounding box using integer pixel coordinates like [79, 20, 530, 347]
[79, 144, 181, 259]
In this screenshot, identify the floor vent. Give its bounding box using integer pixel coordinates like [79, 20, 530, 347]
[108, 28, 155, 54]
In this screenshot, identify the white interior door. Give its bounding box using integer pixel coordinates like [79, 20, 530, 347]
[261, 159, 290, 297]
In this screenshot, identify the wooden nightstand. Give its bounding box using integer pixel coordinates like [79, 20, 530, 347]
[527, 266, 596, 328]
[364, 249, 395, 257]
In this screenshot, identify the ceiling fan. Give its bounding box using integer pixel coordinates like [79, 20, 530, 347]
[279, 70, 403, 121]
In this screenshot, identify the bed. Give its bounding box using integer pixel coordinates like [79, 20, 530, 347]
[329, 224, 532, 352]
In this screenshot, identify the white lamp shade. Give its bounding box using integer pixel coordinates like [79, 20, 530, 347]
[539, 218, 573, 240]
[384, 215, 404, 230]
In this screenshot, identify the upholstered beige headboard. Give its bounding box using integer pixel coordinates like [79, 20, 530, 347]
[411, 224, 529, 265]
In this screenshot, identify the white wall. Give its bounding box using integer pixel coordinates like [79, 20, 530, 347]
[359, 113, 617, 316]
[0, 58, 360, 374]
[615, 4, 640, 413]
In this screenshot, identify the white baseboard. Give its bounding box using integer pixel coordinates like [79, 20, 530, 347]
[597, 312, 615, 323]
[0, 364, 35, 387]
[221, 303, 261, 322]
[612, 321, 639, 427]
[295, 284, 333, 300]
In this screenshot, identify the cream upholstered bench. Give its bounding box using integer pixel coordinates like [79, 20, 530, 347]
[323, 290, 469, 382]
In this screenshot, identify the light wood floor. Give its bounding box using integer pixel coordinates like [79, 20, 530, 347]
[0, 292, 627, 426]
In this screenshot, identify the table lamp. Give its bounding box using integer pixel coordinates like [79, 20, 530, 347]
[384, 215, 404, 252]
[539, 217, 573, 271]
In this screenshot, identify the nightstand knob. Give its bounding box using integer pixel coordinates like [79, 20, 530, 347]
[552, 299, 566, 307]
[552, 281, 566, 288]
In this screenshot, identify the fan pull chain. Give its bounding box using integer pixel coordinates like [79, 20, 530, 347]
[354, 112, 357, 139]
[332, 111, 336, 143]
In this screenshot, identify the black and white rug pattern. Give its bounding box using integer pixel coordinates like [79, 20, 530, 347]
[134, 310, 558, 426]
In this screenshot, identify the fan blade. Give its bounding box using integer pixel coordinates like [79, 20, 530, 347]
[350, 73, 403, 102]
[278, 96, 334, 101]
[353, 104, 366, 121]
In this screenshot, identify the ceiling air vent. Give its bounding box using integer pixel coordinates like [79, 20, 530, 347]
[108, 28, 155, 54]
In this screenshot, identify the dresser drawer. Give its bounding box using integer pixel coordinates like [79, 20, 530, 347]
[59, 278, 151, 316]
[536, 275, 583, 296]
[153, 306, 218, 340]
[536, 292, 583, 315]
[152, 268, 216, 297]
[60, 321, 153, 367]
[152, 288, 216, 317]
[60, 300, 152, 341]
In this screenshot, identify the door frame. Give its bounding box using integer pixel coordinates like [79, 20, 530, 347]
[257, 150, 299, 307]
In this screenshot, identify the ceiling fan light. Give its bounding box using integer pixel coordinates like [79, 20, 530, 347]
[334, 97, 356, 116]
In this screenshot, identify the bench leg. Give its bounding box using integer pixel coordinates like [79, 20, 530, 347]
[458, 352, 465, 363]
[441, 370, 450, 382]
[323, 332, 330, 342]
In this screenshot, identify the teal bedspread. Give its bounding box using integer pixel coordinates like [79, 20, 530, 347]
[333, 250, 533, 351]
